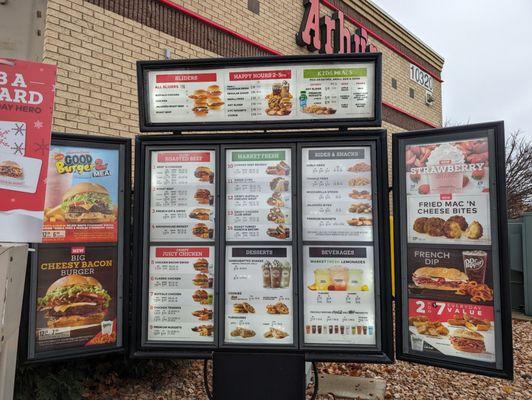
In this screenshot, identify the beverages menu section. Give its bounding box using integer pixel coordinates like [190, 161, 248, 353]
[148, 246, 214, 342]
[303, 246, 375, 345]
[147, 63, 375, 124]
[226, 149, 292, 241]
[401, 137, 497, 364]
[302, 147, 373, 241]
[301, 146, 377, 346]
[150, 151, 215, 242]
[224, 246, 293, 344]
[146, 149, 216, 344]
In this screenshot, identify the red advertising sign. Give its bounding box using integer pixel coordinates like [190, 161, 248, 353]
[0, 58, 56, 242]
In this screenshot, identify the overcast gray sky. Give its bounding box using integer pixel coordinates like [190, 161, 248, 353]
[372, 0, 532, 140]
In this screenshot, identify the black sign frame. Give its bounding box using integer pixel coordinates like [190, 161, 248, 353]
[137, 53, 382, 133]
[20, 132, 131, 363]
[392, 121, 513, 379]
[131, 130, 393, 364]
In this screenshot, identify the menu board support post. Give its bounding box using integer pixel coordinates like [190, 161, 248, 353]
[212, 351, 306, 400]
[393, 121, 513, 379]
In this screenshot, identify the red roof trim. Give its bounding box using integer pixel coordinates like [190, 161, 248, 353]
[156, 0, 438, 129]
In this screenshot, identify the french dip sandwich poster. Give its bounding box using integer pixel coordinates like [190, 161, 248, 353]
[42, 145, 120, 243]
[0, 59, 56, 242]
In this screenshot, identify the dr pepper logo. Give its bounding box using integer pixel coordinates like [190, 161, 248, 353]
[54, 152, 110, 177]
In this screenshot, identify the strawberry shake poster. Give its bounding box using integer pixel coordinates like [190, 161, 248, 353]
[0, 59, 56, 243]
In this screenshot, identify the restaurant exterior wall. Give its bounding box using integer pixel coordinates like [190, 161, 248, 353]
[40, 0, 443, 139]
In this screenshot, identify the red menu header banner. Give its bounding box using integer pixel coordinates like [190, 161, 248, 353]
[229, 70, 292, 81]
[157, 152, 211, 163]
[155, 247, 210, 258]
[156, 73, 217, 83]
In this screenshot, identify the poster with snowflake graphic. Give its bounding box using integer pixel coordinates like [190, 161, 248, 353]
[0, 58, 56, 242]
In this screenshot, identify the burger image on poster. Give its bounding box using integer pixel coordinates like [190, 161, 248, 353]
[426, 143, 465, 194]
[37, 275, 111, 328]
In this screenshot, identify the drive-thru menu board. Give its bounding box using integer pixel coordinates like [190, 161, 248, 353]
[146, 150, 216, 343]
[301, 146, 378, 347]
[137, 54, 382, 131]
[394, 123, 513, 379]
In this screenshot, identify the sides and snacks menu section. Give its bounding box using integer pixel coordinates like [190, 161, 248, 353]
[223, 147, 295, 347]
[146, 62, 376, 125]
[146, 150, 216, 344]
[301, 146, 378, 347]
[396, 127, 512, 378]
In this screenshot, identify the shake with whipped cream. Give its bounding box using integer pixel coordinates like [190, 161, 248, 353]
[426, 142, 465, 194]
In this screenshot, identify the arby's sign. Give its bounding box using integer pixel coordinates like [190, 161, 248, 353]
[296, 0, 377, 54]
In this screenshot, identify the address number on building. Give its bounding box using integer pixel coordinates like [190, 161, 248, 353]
[409, 64, 433, 93]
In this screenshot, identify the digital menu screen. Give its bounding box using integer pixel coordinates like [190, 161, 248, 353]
[398, 135, 502, 368]
[146, 149, 216, 344]
[150, 150, 215, 242]
[224, 246, 293, 344]
[146, 62, 376, 125]
[226, 148, 292, 242]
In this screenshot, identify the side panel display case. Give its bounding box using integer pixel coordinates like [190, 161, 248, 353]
[131, 131, 393, 363]
[21, 133, 131, 363]
[393, 122, 513, 379]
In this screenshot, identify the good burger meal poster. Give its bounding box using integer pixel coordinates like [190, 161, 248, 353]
[34, 245, 117, 353]
[42, 145, 119, 243]
[0, 58, 56, 243]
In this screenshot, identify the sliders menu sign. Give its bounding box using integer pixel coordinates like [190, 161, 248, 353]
[23, 133, 130, 362]
[393, 122, 513, 378]
[137, 54, 381, 131]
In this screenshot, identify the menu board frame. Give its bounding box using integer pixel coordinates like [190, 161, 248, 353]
[20, 133, 131, 363]
[298, 136, 393, 363]
[393, 121, 513, 379]
[131, 131, 393, 364]
[137, 53, 382, 132]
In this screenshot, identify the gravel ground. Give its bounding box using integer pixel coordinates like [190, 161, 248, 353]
[96, 319, 531, 399]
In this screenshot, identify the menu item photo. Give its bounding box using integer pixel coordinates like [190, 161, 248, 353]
[226, 148, 292, 242]
[302, 146, 374, 242]
[224, 246, 293, 345]
[150, 150, 215, 242]
[42, 145, 120, 243]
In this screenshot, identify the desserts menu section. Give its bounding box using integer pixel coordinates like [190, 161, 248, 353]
[147, 62, 375, 124]
[226, 149, 291, 242]
[402, 136, 497, 364]
[303, 246, 376, 345]
[225, 246, 293, 344]
[150, 150, 215, 242]
[302, 147, 373, 242]
[148, 247, 214, 342]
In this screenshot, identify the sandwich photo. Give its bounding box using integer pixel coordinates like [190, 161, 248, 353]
[267, 192, 285, 207]
[192, 99, 209, 117]
[192, 273, 212, 288]
[267, 207, 286, 224]
[192, 308, 213, 321]
[188, 89, 209, 100]
[37, 275, 111, 328]
[193, 258, 209, 273]
[194, 188, 214, 205]
[449, 329, 486, 353]
[189, 208, 211, 221]
[194, 166, 214, 183]
[464, 314, 491, 332]
[412, 267, 468, 291]
[192, 289, 212, 305]
[207, 97, 224, 110]
[269, 177, 289, 192]
[267, 225, 290, 239]
[192, 223, 214, 239]
[266, 161, 290, 176]
[0, 160, 24, 180]
[207, 85, 222, 97]
[58, 182, 116, 224]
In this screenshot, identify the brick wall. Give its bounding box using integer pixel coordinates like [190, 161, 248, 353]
[44, 0, 218, 137]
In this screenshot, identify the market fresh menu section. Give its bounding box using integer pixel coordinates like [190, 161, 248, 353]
[225, 246, 293, 344]
[148, 246, 214, 342]
[302, 147, 373, 241]
[303, 246, 376, 345]
[226, 149, 292, 242]
[147, 62, 375, 124]
[150, 150, 215, 242]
